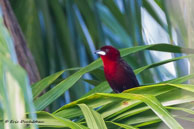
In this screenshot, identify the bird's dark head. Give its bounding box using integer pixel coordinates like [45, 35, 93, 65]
[95, 46, 120, 61]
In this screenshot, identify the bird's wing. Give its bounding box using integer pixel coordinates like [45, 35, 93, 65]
[120, 59, 140, 87]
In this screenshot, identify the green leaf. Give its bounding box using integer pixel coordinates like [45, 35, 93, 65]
[166, 106, 194, 115]
[107, 121, 138, 129]
[99, 84, 194, 121]
[32, 67, 81, 99]
[110, 90, 194, 122]
[0, 13, 36, 129]
[84, 54, 194, 97]
[96, 93, 183, 129]
[83, 79, 101, 86]
[74, 0, 104, 47]
[34, 59, 102, 111]
[112, 88, 194, 124]
[78, 104, 107, 129]
[54, 83, 194, 128]
[82, 81, 110, 98]
[35, 111, 87, 129]
[10, 0, 47, 77]
[123, 83, 194, 94]
[134, 55, 194, 74]
[34, 44, 194, 111]
[167, 84, 194, 92]
[120, 44, 194, 57]
[53, 94, 119, 117]
[96, 2, 132, 46]
[102, 0, 127, 33]
[32, 70, 64, 99]
[142, 0, 168, 32]
[160, 73, 194, 84]
[134, 119, 161, 128]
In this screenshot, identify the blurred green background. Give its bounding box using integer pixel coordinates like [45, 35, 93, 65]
[10, 0, 191, 107]
[1, 0, 194, 129]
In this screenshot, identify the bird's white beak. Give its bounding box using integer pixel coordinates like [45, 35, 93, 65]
[95, 50, 106, 55]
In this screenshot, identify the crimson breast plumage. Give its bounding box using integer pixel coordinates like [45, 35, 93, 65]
[95, 46, 139, 93]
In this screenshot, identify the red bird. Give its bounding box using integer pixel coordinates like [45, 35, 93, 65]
[95, 46, 139, 93]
